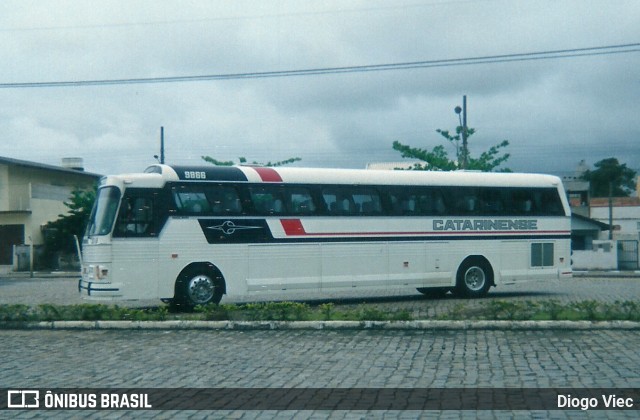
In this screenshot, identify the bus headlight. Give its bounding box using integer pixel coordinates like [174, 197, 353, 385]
[95, 265, 109, 280]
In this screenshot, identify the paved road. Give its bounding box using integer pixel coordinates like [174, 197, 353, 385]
[1, 275, 639, 418]
[1, 329, 639, 418]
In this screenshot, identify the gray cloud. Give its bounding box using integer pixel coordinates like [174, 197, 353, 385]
[0, 0, 638, 177]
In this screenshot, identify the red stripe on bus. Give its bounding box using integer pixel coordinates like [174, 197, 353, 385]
[280, 219, 307, 236]
[253, 167, 283, 182]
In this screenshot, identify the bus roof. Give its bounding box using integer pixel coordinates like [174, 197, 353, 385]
[132, 164, 563, 189]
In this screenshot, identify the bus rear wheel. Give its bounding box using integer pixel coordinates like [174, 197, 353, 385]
[454, 258, 492, 298]
[176, 264, 224, 309]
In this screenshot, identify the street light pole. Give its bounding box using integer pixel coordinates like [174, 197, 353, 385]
[160, 126, 165, 164]
[461, 95, 468, 169]
[454, 95, 468, 169]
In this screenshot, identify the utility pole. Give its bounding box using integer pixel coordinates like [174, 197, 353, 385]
[454, 95, 468, 169]
[462, 95, 468, 169]
[608, 181, 613, 240]
[160, 126, 165, 164]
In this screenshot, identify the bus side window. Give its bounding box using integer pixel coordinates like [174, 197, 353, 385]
[173, 189, 210, 214]
[430, 190, 446, 215]
[208, 187, 242, 215]
[451, 188, 479, 215]
[115, 193, 156, 237]
[323, 191, 355, 215]
[223, 191, 242, 214]
[389, 193, 402, 215]
[249, 186, 286, 215]
[480, 189, 505, 215]
[322, 190, 339, 215]
[536, 189, 564, 216]
[516, 191, 533, 214]
[289, 188, 316, 215]
[352, 189, 382, 215]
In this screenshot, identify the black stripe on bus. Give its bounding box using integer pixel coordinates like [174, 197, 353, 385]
[170, 166, 248, 182]
[197, 219, 570, 244]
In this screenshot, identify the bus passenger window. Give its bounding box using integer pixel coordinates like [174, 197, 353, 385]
[322, 191, 339, 214]
[115, 195, 156, 237]
[389, 191, 418, 215]
[352, 190, 382, 215]
[179, 192, 210, 213]
[323, 192, 354, 215]
[249, 186, 286, 215]
[403, 199, 416, 214]
[289, 189, 316, 215]
[208, 187, 242, 215]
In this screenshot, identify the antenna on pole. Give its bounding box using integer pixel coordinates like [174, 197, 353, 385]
[454, 95, 468, 169]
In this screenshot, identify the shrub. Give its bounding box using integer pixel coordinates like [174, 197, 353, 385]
[318, 303, 335, 321]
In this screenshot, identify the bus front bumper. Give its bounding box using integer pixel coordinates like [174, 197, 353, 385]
[78, 279, 123, 298]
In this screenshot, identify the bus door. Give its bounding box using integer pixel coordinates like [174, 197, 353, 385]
[112, 189, 160, 299]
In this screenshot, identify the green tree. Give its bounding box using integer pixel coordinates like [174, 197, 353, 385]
[392, 126, 511, 172]
[43, 188, 96, 264]
[202, 156, 301, 167]
[581, 158, 637, 197]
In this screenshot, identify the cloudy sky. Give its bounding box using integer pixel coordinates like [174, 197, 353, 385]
[1, 0, 638, 177]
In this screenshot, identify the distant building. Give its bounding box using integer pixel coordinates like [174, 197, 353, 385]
[0, 156, 101, 270]
[589, 197, 640, 238]
[561, 160, 640, 270]
[562, 159, 590, 217]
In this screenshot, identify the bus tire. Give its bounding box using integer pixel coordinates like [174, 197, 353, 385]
[454, 257, 492, 298]
[417, 287, 449, 298]
[175, 264, 224, 309]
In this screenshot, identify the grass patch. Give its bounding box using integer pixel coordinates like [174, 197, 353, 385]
[0, 300, 639, 324]
[439, 299, 640, 322]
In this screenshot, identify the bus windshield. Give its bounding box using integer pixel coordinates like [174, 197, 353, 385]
[86, 186, 121, 237]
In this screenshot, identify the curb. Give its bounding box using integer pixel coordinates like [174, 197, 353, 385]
[2, 320, 640, 331]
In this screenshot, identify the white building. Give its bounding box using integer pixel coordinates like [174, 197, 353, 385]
[589, 197, 640, 239]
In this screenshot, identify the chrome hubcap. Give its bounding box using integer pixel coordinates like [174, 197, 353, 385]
[464, 267, 485, 291]
[187, 275, 215, 304]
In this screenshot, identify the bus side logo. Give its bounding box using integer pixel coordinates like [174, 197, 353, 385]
[207, 220, 263, 235]
[198, 219, 273, 244]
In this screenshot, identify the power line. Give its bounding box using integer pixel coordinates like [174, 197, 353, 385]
[1, 43, 638, 89]
[0, 1, 495, 33]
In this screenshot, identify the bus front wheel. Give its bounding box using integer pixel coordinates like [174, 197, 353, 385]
[176, 264, 224, 309]
[454, 258, 492, 298]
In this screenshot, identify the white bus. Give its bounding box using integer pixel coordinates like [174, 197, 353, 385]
[79, 165, 572, 307]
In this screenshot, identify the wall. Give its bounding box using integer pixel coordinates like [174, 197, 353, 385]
[0, 165, 8, 211]
[572, 240, 618, 271]
[590, 198, 640, 238]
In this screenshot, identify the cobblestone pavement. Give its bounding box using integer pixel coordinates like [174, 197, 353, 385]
[1, 329, 639, 418]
